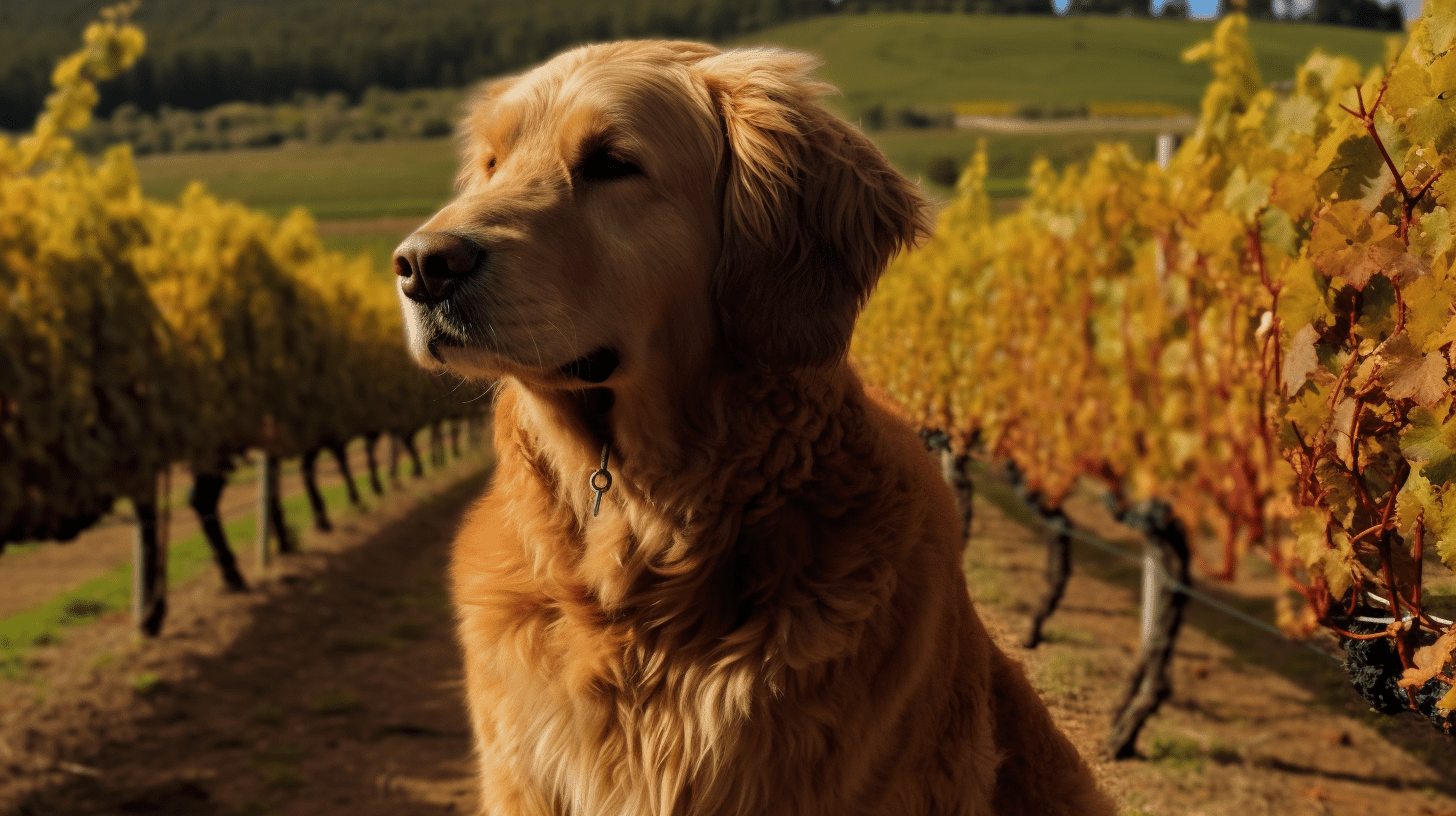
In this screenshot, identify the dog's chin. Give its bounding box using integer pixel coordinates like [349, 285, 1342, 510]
[423, 339, 621, 389]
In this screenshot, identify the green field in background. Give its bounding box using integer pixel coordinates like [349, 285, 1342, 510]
[131, 14, 1394, 246]
[876, 128, 1160, 199]
[746, 14, 1392, 116]
[136, 138, 458, 221]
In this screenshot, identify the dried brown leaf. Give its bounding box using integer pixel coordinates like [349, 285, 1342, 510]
[1383, 334, 1449, 408]
[1399, 630, 1456, 689]
[1283, 323, 1320, 397]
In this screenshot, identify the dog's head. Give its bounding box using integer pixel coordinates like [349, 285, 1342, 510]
[394, 41, 927, 388]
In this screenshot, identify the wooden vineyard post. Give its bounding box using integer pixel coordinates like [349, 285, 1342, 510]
[1107, 502, 1190, 758]
[1155, 131, 1178, 171]
[1139, 541, 1163, 649]
[131, 476, 167, 636]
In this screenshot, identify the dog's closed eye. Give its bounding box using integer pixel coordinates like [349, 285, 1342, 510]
[576, 145, 642, 182]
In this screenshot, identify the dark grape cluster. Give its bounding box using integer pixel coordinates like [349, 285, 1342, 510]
[1339, 614, 1454, 734]
[1339, 617, 1412, 715]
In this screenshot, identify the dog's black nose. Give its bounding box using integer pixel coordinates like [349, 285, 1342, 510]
[393, 231, 483, 305]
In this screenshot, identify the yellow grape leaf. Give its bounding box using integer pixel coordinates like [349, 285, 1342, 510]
[1277, 257, 1331, 333]
[1397, 469, 1436, 534]
[1292, 507, 1332, 570]
[1412, 207, 1453, 262]
[1440, 686, 1456, 712]
[1223, 165, 1270, 222]
[1402, 403, 1456, 460]
[1384, 60, 1433, 120]
[1407, 51, 1456, 154]
[1331, 394, 1357, 467]
[1315, 129, 1390, 204]
[1309, 203, 1403, 289]
[1298, 50, 1363, 101]
[1406, 277, 1456, 353]
[1283, 323, 1321, 396]
[1381, 333, 1449, 407]
[1399, 630, 1456, 689]
[1403, 403, 1456, 488]
[1397, 473, 1456, 576]
[1268, 94, 1320, 152]
[1422, 0, 1455, 54]
[1271, 170, 1319, 220]
[1182, 40, 1213, 65]
[1320, 534, 1357, 600]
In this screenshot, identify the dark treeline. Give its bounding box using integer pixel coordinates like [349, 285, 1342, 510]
[1, 0, 1057, 131]
[1212, 0, 1404, 25]
[0, 0, 1401, 131]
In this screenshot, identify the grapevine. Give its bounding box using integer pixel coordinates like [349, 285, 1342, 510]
[856, 0, 1456, 744]
[0, 4, 477, 632]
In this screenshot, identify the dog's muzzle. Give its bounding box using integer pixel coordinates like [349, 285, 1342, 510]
[394, 231, 483, 305]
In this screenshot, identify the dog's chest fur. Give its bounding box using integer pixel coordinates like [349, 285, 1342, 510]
[452, 381, 997, 816]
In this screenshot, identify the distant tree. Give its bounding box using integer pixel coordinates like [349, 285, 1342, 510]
[1313, 0, 1404, 28]
[1216, 0, 1277, 18]
[1067, 0, 1149, 14]
[1244, 0, 1275, 18]
[1158, 0, 1190, 17]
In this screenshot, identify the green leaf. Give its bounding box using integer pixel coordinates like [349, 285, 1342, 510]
[1402, 402, 1456, 485]
[1259, 206, 1298, 256]
[1401, 404, 1453, 461]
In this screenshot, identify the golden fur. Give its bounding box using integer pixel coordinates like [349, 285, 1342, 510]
[394, 40, 1114, 816]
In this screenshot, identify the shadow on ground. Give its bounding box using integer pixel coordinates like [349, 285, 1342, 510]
[6, 472, 489, 816]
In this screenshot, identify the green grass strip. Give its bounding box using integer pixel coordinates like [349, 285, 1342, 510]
[0, 471, 413, 679]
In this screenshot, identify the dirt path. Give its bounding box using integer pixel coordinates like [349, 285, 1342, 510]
[965, 480, 1456, 816]
[3, 458, 1455, 815]
[0, 466, 486, 816]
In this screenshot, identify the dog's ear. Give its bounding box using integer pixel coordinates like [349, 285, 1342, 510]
[696, 48, 929, 370]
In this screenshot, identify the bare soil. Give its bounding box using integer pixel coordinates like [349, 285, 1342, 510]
[0, 456, 487, 816]
[2, 457, 1454, 816]
[969, 481, 1456, 816]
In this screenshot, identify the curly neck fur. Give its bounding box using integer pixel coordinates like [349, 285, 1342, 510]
[493, 361, 891, 662]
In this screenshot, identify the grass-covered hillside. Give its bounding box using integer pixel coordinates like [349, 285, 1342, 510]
[746, 14, 1394, 116]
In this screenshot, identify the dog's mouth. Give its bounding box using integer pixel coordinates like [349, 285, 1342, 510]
[426, 335, 462, 364]
[421, 326, 618, 386]
[559, 347, 620, 384]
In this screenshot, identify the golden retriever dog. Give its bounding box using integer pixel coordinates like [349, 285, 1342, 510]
[393, 40, 1114, 816]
